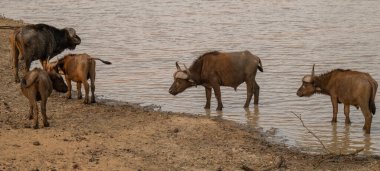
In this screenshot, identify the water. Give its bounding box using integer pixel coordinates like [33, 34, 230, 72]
[2, 0, 380, 155]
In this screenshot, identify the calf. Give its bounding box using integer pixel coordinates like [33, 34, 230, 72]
[297, 64, 377, 134]
[21, 68, 67, 129]
[48, 53, 111, 104]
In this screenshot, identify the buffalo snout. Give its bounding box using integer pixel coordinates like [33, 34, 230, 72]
[296, 88, 303, 97]
[169, 86, 178, 95]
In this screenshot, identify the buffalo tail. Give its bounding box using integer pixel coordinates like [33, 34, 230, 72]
[258, 58, 263, 72]
[21, 72, 39, 89]
[369, 80, 377, 115]
[370, 100, 376, 115]
[93, 58, 112, 65]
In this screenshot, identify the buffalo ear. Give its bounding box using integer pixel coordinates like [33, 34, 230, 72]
[175, 61, 181, 71]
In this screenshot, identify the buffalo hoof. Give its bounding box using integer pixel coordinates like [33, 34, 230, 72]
[32, 125, 39, 129]
[243, 104, 249, 108]
[204, 105, 210, 109]
[216, 106, 223, 111]
[78, 95, 82, 99]
[66, 96, 72, 99]
[83, 99, 90, 104]
[44, 122, 50, 127]
[15, 78, 20, 83]
[345, 119, 351, 124]
[28, 114, 33, 120]
[91, 99, 96, 103]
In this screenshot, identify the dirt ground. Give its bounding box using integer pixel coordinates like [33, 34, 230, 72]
[0, 17, 379, 171]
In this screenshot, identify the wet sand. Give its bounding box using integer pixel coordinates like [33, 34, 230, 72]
[0, 17, 379, 170]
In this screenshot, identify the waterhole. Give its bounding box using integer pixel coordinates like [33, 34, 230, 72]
[2, 0, 380, 155]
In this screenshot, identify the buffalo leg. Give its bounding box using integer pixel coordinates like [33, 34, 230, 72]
[83, 81, 90, 104]
[77, 82, 82, 99]
[360, 105, 372, 134]
[253, 80, 260, 105]
[11, 43, 20, 83]
[32, 100, 39, 129]
[213, 84, 223, 110]
[90, 75, 96, 103]
[65, 77, 72, 99]
[204, 87, 212, 109]
[331, 96, 338, 122]
[40, 97, 49, 127]
[25, 57, 31, 73]
[244, 81, 254, 108]
[28, 100, 34, 120]
[344, 104, 351, 124]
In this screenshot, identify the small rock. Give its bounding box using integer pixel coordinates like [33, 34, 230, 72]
[12, 144, 21, 148]
[72, 163, 79, 169]
[32, 141, 41, 146]
[173, 128, 180, 133]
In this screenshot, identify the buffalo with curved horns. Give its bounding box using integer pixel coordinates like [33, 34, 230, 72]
[169, 51, 263, 110]
[10, 23, 81, 82]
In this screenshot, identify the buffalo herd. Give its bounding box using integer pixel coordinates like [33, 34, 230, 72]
[10, 23, 377, 134]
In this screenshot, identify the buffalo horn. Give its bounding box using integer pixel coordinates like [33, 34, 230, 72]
[183, 64, 190, 74]
[175, 61, 181, 71]
[64, 28, 76, 37]
[311, 64, 315, 77]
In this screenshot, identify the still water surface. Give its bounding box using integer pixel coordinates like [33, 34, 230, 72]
[2, 0, 380, 155]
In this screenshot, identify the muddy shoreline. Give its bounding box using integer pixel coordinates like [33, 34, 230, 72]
[0, 17, 379, 170]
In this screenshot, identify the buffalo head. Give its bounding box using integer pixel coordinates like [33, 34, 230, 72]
[47, 69, 68, 93]
[169, 62, 196, 95]
[297, 64, 317, 97]
[64, 27, 81, 50]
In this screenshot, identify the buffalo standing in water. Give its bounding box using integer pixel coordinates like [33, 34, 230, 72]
[169, 51, 263, 110]
[10, 23, 81, 82]
[297, 65, 377, 134]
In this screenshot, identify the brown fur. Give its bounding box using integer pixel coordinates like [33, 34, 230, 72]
[169, 50, 263, 110]
[21, 68, 67, 129]
[48, 53, 111, 104]
[297, 66, 377, 134]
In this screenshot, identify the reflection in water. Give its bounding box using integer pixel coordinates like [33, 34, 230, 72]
[204, 109, 223, 119]
[245, 106, 260, 127]
[2, 0, 380, 155]
[363, 135, 373, 155]
[330, 123, 373, 155]
[330, 123, 350, 154]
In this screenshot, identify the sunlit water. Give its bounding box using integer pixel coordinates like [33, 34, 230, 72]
[2, 0, 380, 155]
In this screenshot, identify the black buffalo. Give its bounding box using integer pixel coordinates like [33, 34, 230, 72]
[10, 23, 81, 82]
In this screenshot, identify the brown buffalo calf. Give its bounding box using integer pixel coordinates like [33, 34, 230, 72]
[21, 68, 67, 129]
[297, 65, 377, 134]
[48, 53, 111, 104]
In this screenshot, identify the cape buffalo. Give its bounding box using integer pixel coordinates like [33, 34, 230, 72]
[169, 51, 263, 110]
[297, 65, 377, 134]
[10, 23, 81, 82]
[47, 53, 112, 104]
[21, 68, 67, 129]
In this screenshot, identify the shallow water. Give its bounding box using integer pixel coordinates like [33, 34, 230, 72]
[2, 0, 380, 155]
